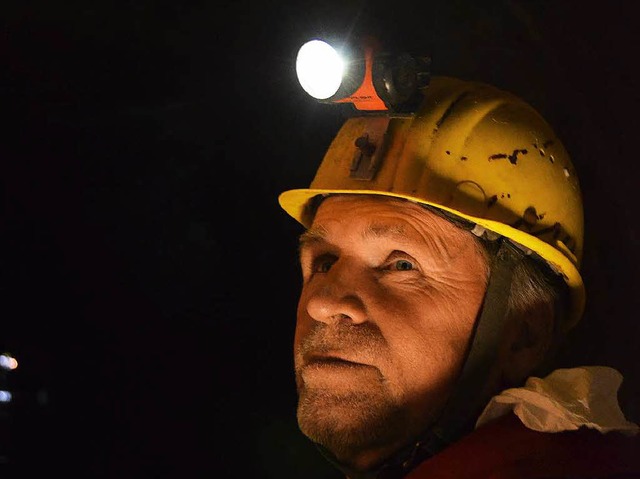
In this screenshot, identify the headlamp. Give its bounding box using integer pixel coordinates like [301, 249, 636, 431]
[295, 37, 430, 113]
[296, 40, 346, 100]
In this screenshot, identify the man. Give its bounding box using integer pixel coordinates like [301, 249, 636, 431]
[278, 76, 640, 478]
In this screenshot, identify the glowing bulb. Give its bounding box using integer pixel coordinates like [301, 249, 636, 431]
[0, 391, 12, 403]
[0, 354, 17, 370]
[296, 40, 344, 100]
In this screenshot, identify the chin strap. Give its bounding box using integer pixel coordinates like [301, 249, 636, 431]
[319, 239, 526, 479]
[423, 240, 525, 448]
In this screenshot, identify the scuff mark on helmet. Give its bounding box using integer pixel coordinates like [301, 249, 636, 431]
[488, 148, 528, 165]
[529, 222, 576, 252]
[435, 92, 469, 128]
[511, 206, 538, 228]
[533, 139, 555, 160]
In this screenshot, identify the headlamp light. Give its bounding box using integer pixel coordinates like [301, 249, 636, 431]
[296, 40, 346, 100]
[295, 37, 431, 113]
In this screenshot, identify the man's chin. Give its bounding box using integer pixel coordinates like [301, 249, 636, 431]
[296, 388, 406, 465]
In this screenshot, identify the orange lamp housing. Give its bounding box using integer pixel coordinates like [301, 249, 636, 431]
[334, 40, 387, 111]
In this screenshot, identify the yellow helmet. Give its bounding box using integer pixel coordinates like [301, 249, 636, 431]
[279, 76, 585, 330]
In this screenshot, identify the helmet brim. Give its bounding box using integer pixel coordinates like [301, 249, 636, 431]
[279, 187, 585, 331]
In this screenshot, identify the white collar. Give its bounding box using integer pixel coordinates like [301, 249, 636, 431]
[476, 366, 639, 435]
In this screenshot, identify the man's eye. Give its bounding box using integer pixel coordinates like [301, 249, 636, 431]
[382, 251, 419, 273]
[393, 259, 415, 271]
[312, 255, 336, 273]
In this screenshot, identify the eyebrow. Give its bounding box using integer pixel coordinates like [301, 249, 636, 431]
[298, 226, 328, 250]
[298, 222, 410, 249]
[362, 223, 408, 240]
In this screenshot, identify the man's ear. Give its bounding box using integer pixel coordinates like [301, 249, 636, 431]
[501, 301, 555, 386]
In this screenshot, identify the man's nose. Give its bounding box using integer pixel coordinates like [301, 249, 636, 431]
[304, 262, 368, 325]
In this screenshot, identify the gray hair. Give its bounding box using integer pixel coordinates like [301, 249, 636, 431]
[424, 203, 569, 332]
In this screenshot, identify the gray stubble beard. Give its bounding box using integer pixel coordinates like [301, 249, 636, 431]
[296, 380, 409, 466]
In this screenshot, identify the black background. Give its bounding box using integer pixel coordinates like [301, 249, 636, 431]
[2, 1, 639, 478]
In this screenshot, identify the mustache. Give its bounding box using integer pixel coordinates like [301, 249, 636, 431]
[298, 321, 387, 364]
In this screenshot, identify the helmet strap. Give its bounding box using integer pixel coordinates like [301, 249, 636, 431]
[370, 239, 525, 478]
[427, 239, 524, 441]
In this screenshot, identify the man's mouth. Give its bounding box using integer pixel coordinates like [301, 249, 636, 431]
[297, 353, 382, 390]
[302, 354, 379, 374]
[305, 354, 363, 367]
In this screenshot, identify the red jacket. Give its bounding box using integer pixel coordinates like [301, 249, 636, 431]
[406, 413, 640, 478]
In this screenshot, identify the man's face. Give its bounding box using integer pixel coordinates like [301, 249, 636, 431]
[294, 195, 488, 469]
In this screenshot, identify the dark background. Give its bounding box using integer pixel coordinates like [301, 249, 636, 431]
[2, 1, 639, 477]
